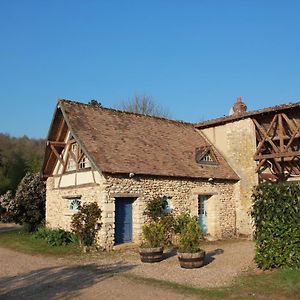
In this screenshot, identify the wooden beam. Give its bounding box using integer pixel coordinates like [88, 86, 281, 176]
[254, 150, 300, 160]
[281, 113, 298, 131]
[278, 113, 285, 152]
[285, 125, 300, 151]
[255, 159, 266, 173]
[253, 116, 279, 156]
[50, 144, 64, 166]
[48, 141, 66, 147]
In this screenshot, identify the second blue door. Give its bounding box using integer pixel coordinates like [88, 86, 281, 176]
[115, 198, 133, 244]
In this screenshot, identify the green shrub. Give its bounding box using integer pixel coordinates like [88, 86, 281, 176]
[251, 183, 300, 269]
[34, 227, 78, 246]
[174, 212, 193, 234]
[177, 213, 203, 253]
[143, 197, 168, 221]
[71, 202, 102, 247]
[9, 173, 45, 232]
[141, 222, 165, 248]
[143, 197, 176, 246]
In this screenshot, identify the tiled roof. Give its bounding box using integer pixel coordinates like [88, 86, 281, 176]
[54, 100, 239, 181]
[195, 101, 300, 128]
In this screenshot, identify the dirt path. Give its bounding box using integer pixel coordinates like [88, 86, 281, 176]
[0, 247, 197, 300]
[0, 225, 255, 299]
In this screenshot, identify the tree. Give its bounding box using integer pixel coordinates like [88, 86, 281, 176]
[120, 95, 170, 118]
[88, 99, 102, 107]
[0, 133, 45, 195]
[10, 173, 46, 232]
[0, 190, 13, 223]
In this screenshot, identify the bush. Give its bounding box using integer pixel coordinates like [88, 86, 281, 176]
[71, 202, 102, 248]
[251, 183, 300, 269]
[177, 213, 203, 253]
[9, 173, 45, 232]
[141, 222, 165, 248]
[143, 197, 168, 221]
[143, 197, 176, 246]
[34, 227, 78, 246]
[0, 190, 14, 223]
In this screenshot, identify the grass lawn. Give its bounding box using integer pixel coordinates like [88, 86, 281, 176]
[125, 268, 300, 299]
[0, 229, 80, 256]
[0, 230, 299, 299]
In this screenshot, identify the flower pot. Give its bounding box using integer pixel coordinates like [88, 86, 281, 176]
[139, 247, 164, 263]
[177, 250, 206, 269]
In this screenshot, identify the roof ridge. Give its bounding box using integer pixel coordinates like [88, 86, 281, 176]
[195, 100, 300, 128]
[58, 98, 193, 127]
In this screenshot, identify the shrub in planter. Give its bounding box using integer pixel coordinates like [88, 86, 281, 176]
[71, 202, 102, 252]
[143, 197, 176, 246]
[139, 222, 165, 263]
[176, 213, 205, 269]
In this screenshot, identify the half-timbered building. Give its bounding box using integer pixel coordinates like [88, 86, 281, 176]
[42, 98, 300, 249]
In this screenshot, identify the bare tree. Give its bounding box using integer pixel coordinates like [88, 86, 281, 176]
[120, 95, 170, 118]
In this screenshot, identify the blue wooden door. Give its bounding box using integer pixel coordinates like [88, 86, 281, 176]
[115, 198, 133, 244]
[198, 195, 209, 234]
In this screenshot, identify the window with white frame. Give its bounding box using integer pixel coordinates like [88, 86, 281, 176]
[79, 156, 91, 169]
[67, 198, 81, 213]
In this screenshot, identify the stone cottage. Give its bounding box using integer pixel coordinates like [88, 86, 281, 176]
[42, 98, 300, 249]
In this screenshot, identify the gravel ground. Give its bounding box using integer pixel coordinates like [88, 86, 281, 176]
[0, 224, 256, 299]
[97, 239, 256, 288]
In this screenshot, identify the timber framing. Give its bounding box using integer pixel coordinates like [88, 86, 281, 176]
[253, 109, 300, 181]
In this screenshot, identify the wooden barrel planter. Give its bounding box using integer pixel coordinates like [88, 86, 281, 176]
[177, 250, 206, 269]
[139, 247, 164, 263]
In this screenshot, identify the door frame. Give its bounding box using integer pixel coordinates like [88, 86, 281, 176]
[198, 194, 211, 235]
[114, 197, 135, 244]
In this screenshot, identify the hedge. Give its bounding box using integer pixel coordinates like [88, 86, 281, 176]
[251, 183, 300, 269]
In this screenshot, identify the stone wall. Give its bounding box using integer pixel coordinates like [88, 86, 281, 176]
[201, 118, 258, 237]
[104, 174, 237, 245]
[46, 173, 238, 250]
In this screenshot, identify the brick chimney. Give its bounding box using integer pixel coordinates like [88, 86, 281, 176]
[231, 96, 247, 115]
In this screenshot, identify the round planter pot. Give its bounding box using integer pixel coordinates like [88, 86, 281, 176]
[177, 250, 206, 269]
[139, 247, 164, 263]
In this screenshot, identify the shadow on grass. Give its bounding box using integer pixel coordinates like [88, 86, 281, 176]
[0, 262, 136, 299]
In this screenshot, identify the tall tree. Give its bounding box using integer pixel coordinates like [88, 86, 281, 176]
[0, 133, 45, 195]
[120, 95, 170, 118]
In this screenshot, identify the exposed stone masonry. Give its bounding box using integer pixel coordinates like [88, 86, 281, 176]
[46, 173, 237, 250]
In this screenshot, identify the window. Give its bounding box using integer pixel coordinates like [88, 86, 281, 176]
[65, 142, 91, 172]
[68, 198, 81, 213]
[66, 157, 76, 171]
[161, 196, 172, 213]
[79, 156, 91, 169]
[195, 146, 218, 165]
[202, 152, 213, 162]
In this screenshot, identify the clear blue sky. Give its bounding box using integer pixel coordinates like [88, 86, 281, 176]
[1, 0, 300, 138]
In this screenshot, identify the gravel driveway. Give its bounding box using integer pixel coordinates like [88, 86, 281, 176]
[0, 225, 255, 299]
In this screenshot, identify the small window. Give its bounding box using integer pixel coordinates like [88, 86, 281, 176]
[195, 147, 218, 165]
[161, 196, 172, 213]
[66, 157, 77, 171]
[68, 198, 81, 213]
[79, 156, 91, 169]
